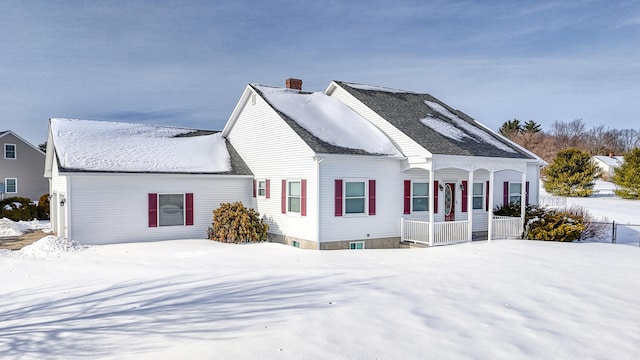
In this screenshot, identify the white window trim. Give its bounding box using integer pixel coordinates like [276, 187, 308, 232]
[4, 144, 16, 159]
[411, 180, 429, 213]
[286, 179, 302, 216]
[472, 182, 484, 211]
[257, 179, 266, 198]
[343, 178, 368, 217]
[349, 241, 365, 250]
[509, 182, 522, 205]
[4, 178, 17, 193]
[157, 193, 186, 227]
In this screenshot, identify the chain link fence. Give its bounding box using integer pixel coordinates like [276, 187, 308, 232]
[590, 221, 640, 247]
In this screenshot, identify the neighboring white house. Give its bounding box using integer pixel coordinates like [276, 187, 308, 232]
[223, 79, 546, 249]
[0, 130, 47, 201]
[593, 154, 624, 179]
[44, 118, 253, 245]
[45, 79, 546, 249]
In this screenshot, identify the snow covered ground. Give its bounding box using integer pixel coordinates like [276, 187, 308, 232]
[1, 183, 639, 359]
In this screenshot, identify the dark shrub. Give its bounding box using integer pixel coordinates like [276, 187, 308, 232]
[208, 202, 268, 243]
[0, 197, 38, 221]
[37, 193, 50, 220]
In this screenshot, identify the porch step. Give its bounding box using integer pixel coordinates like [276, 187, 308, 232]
[400, 241, 430, 249]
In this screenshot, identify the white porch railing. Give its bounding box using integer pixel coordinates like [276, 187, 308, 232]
[433, 220, 469, 245]
[492, 216, 523, 239]
[539, 195, 567, 208]
[400, 219, 469, 246]
[401, 219, 430, 244]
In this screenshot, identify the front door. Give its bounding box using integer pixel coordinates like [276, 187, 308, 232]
[444, 183, 455, 221]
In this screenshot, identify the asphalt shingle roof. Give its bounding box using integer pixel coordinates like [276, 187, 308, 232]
[336, 81, 533, 159]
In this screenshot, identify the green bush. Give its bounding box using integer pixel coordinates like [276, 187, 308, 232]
[0, 197, 38, 221]
[37, 193, 50, 220]
[613, 148, 640, 199]
[543, 148, 600, 197]
[208, 202, 268, 243]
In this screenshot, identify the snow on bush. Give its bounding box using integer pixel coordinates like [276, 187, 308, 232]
[19, 236, 87, 257]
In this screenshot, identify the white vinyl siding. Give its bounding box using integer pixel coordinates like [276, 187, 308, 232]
[63, 173, 251, 245]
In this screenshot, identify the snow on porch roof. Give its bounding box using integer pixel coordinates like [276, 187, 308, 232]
[50, 118, 249, 174]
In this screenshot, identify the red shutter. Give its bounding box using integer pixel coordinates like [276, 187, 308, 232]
[185, 193, 194, 226]
[526, 181, 530, 206]
[485, 181, 490, 211]
[281, 180, 286, 214]
[252, 179, 256, 198]
[434, 181, 439, 214]
[503, 181, 509, 206]
[403, 180, 411, 214]
[148, 193, 158, 227]
[368, 179, 376, 216]
[461, 180, 468, 213]
[265, 179, 270, 199]
[335, 179, 343, 216]
[301, 179, 307, 216]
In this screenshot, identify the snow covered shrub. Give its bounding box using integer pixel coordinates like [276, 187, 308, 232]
[0, 197, 37, 221]
[208, 202, 268, 243]
[525, 207, 588, 242]
[37, 193, 50, 220]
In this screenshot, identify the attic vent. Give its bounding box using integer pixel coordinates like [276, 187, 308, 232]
[286, 78, 303, 90]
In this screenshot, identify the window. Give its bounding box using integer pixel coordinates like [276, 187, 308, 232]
[349, 241, 365, 250]
[4, 144, 16, 159]
[509, 183, 522, 204]
[288, 181, 301, 213]
[5, 178, 17, 193]
[472, 183, 484, 210]
[257, 180, 266, 197]
[345, 181, 366, 214]
[412, 182, 429, 212]
[292, 240, 300, 248]
[158, 194, 185, 226]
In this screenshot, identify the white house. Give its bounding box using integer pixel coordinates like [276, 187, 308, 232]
[45, 79, 545, 249]
[592, 154, 624, 180]
[224, 79, 546, 249]
[44, 118, 253, 245]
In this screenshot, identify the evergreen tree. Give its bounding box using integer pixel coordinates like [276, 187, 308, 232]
[523, 120, 541, 133]
[499, 119, 522, 139]
[543, 148, 600, 197]
[613, 148, 640, 199]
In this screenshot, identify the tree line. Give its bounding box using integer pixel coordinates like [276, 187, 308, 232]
[498, 118, 640, 163]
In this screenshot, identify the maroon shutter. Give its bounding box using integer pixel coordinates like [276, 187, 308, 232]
[281, 180, 287, 214]
[265, 179, 270, 199]
[185, 193, 194, 226]
[503, 182, 509, 206]
[434, 181, 439, 214]
[335, 179, 343, 216]
[485, 181, 490, 211]
[252, 179, 256, 198]
[526, 181, 530, 206]
[148, 193, 158, 227]
[461, 180, 468, 213]
[368, 179, 376, 216]
[301, 179, 307, 216]
[403, 180, 411, 214]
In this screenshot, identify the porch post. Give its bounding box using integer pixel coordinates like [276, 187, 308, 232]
[467, 170, 474, 242]
[488, 171, 494, 242]
[429, 163, 435, 246]
[521, 166, 527, 234]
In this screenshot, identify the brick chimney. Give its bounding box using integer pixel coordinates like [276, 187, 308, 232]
[286, 78, 303, 90]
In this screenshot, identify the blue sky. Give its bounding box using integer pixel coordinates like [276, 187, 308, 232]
[2, 0, 639, 146]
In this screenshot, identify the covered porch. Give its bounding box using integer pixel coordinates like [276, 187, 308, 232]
[399, 155, 531, 246]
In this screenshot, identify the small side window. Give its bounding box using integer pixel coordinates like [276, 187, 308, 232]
[4, 144, 16, 159]
[349, 241, 365, 250]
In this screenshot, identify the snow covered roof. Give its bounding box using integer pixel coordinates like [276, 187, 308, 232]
[336, 81, 535, 159]
[50, 118, 251, 175]
[252, 85, 400, 156]
[593, 155, 624, 168]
